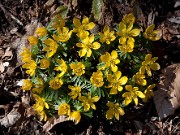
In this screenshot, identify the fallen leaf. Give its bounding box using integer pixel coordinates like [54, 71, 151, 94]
[154, 64, 180, 119]
[0, 61, 5, 73]
[0, 108, 21, 128]
[43, 115, 68, 133]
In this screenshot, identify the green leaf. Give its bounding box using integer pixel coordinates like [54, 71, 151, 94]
[92, 0, 104, 21]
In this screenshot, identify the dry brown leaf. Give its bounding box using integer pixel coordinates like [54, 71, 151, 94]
[0, 108, 21, 128]
[43, 115, 68, 133]
[154, 64, 180, 119]
[2, 47, 13, 59]
[0, 61, 5, 73]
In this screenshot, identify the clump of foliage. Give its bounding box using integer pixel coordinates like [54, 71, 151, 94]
[20, 13, 161, 124]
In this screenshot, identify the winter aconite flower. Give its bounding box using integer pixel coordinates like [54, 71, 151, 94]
[106, 102, 125, 120]
[76, 34, 101, 57]
[49, 78, 63, 90]
[33, 94, 49, 121]
[122, 85, 145, 106]
[143, 24, 161, 41]
[133, 72, 147, 86]
[90, 70, 104, 87]
[107, 71, 128, 94]
[122, 13, 135, 25]
[117, 22, 140, 45]
[143, 84, 156, 102]
[22, 79, 32, 90]
[54, 59, 67, 77]
[118, 38, 134, 53]
[68, 111, 81, 124]
[139, 54, 160, 76]
[20, 47, 31, 62]
[35, 27, 47, 37]
[100, 50, 120, 72]
[22, 60, 37, 76]
[27, 36, 38, 46]
[68, 85, 81, 99]
[53, 27, 72, 42]
[73, 17, 95, 33]
[58, 103, 71, 115]
[40, 58, 50, 69]
[70, 62, 85, 76]
[32, 78, 44, 94]
[43, 38, 58, 58]
[78, 92, 100, 112]
[51, 15, 65, 29]
[99, 25, 116, 44]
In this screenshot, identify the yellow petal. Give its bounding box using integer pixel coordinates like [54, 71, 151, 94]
[114, 112, 119, 120]
[119, 22, 126, 30]
[106, 102, 114, 107]
[92, 42, 101, 50]
[78, 48, 87, 57]
[118, 86, 123, 91]
[91, 104, 96, 110]
[136, 91, 145, 98]
[119, 76, 128, 85]
[129, 29, 140, 37]
[133, 96, 138, 106]
[124, 98, 132, 105]
[111, 50, 118, 59]
[125, 85, 132, 91]
[107, 74, 114, 83]
[115, 71, 122, 79]
[111, 64, 118, 72]
[103, 25, 109, 34]
[146, 24, 155, 33]
[110, 87, 118, 94]
[127, 23, 133, 32]
[89, 34, 95, 43]
[86, 48, 92, 57]
[85, 22, 95, 30]
[145, 54, 152, 61]
[92, 96, 100, 102]
[118, 107, 125, 115]
[119, 37, 126, 44]
[82, 17, 89, 24]
[150, 63, 160, 70]
[106, 110, 114, 119]
[73, 18, 81, 27]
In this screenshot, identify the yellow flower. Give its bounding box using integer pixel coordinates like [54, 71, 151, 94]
[76, 34, 101, 57]
[58, 103, 71, 115]
[100, 50, 120, 72]
[133, 72, 147, 86]
[53, 27, 72, 42]
[32, 78, 44, 94]
[117, 22, 140, 44]
[99, 25, 116, 44]
[33, 94, 49, 112]
[70, 62, 85, 76]
[35, 27, 47, 37]
[139, 54, 160, 76]
[143, 84, 155, 102]
[68, 85, 81, 99]
[143, 24, 161, 41]
[68, 111, 81, 124]
[40, 58, 50, 69]
[27, 36, 38, 46]
[122, 13, 135, 25]
[54, 59, 67, 77]
[107, 71, 128, 94]
[33, 94, 49, 121]
[20, 47, 31, 62]
[22, 79, 32, 90]
[90, 70, 104, 87]
[78, 92, 100, 112]
[122, 85, 145, 106]
[49, 78, 63, 90]
[43, 38, 58, 58]
[73, 17, 95, 33]
[51, 15, 65, 29]
[118, 38, 134, 53]
[22, 60, 37, 76]
[106, 102, 125, 120]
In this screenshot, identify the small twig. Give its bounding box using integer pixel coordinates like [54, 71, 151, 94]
[0, 2, 23, 26]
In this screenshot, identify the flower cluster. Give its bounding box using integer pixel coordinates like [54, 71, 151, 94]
[20, 13, 161, 124]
